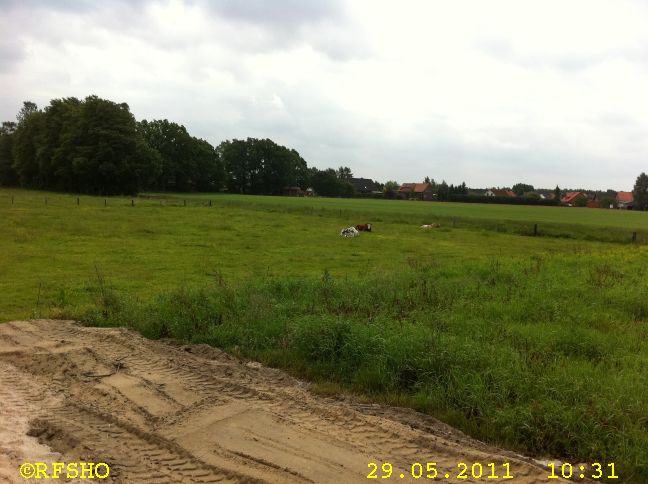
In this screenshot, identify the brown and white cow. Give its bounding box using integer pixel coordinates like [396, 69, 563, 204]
[356, 223, 372, 232]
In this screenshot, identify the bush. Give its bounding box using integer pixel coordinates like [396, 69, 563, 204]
[66, 255, 648, 482]
[447, 194, 559, 206]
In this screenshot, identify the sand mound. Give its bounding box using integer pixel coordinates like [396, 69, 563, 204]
[0, 320, 571, 483]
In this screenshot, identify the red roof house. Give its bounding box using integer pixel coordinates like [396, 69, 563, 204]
[485, 188, 516, 197]
[561, 191, 587, 205]
[398, 182, 434, 201]
[616, 191, 634, 209]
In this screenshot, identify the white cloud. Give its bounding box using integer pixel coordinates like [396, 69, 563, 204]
[1, 0, 647, 189]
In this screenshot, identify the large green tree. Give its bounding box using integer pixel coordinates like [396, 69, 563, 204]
[633, 172, 648, 210]
[383, 180, 399, 199]
[16, 101, 39, 125]
[311, 168, 342, 197]
[12, 102, 45, 188]
[11, 96, 161, 194]
[138, 119, 217, 191]
[336, 166, 353, 180]
[437, 180, 450, 200]
[0, 121, 17, 186]
[512, 182, 534, 196]
[218, 139, 250, 194]
[219, 138, 307, 195]
[190, 137, 225, 192]
[36, 97, 83, 190]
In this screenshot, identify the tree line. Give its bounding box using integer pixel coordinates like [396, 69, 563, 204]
[1, 95, 646, 208]
[0, 96, 356, 196]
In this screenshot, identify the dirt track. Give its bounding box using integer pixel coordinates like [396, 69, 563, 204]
[0, 320, 570, 483]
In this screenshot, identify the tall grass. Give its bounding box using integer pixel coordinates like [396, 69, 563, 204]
[59, 251, 648, 482]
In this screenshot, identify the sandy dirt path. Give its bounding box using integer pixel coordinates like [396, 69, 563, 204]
[0, 320, 571, 483]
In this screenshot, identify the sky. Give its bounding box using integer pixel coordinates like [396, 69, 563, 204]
[1, 0, 647, 190]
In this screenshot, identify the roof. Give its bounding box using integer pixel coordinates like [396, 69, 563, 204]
[616, 191, 634, 203]
[350, 177, 379, 193]
[489, 188, 516, 197]
[398, 182, 432, 193]
[561, 191, 586, 204]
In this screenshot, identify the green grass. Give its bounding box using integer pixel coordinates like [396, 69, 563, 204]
[1, 188, 605, 321]
[2, 188, 648, 482]
[158, 191, 648, 236]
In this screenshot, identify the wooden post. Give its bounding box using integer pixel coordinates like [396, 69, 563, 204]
[131, 199, 134, 207]
[534, 223, 538, 236]
[11, 196, 14, 205]
[632, 231, 637, 243]
[209, 199, 212, 207]
[77, 197, 80, 206]
[104, 199, 107, 207]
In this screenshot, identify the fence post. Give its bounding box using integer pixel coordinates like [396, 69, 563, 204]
[131, 199, 134, 207]
[104, 199, 107, 207]
[209, 199, 212, 207]
[77, 197, 80, 206]
[11, 196, 14, 205]
[534, 223, 538, 236]
[632, 231, 637, 243]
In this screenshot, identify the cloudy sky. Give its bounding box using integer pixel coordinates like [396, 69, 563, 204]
[1, 0, 647, 190]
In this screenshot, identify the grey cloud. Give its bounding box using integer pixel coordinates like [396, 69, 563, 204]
[0, 35, 25, 73]
[0, 0, 95, 12]
[0, 0, 152, 49]
[197, 0, 344, 30]
[1, 0, 368, 64]
[1, 0, 645, 191]
[190, 0, 370, 60]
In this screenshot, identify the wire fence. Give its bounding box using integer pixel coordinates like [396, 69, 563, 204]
[2, 192, 646, 245]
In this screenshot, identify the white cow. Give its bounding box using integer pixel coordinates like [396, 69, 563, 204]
[340, 227, 360, 237]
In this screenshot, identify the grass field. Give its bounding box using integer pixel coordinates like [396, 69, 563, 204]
[170, 191, 648, 229]
[2, 188, 617, 321]
[2, 188, 648, 481]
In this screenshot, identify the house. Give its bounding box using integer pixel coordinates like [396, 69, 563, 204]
[485, 188, 516, 197]
[561, 191, 587, 206]
[397, 182, 434, 201]
[616, 191, 634, 209]
[283, 186, 303, 197]
[586, 197, 600, 208]
[350, 177, 380, 194]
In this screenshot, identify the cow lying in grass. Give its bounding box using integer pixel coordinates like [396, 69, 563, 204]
[340, 227, 360, 237]
[421, 223, 441, 229]
[356, 223, 372, 232]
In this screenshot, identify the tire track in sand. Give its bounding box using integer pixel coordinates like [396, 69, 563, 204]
[0, 320, 578, 483]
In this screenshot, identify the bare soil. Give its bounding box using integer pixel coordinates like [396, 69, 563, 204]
[0, 320, 570, 483]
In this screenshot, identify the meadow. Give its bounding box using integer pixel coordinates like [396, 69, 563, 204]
[172, 191, 648, 229]
[2, 188, 648, 481]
